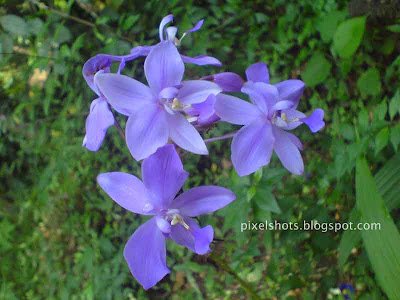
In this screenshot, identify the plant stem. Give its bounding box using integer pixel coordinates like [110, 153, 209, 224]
[209, 252, 262, 300]
[114, 118, 125, 140]
[203, 132, 236, 144]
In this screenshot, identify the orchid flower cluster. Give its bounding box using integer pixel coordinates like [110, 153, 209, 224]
[82, 15, 325, 290]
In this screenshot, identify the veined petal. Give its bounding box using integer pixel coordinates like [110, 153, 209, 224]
[231, 119, 275, 176]
[169, 217, 213, 255]
[245, 62, 270, 83]
[171, 186, 235, 217]
[83, 98, 114, 151]
[159, 14, 174, 41]
[97, 172, 154, 215]
[126, 104, 169, 161]
[214, 94, 263, 125]
[201, 72, 244, 92]
[301, 108, 325, 133]
[95, 73, 154, 111]
[145, 41, 184, 94]
[275, 79, 305, 109]
[142, 144, 189, 208]
[273, 126, 304, 175]
[242, 81, 279, 115]
[178, 80, 221, 105]
[166, 113, 208, 155]
[124, 217, 169, 290]
[181, 55, 222, 67]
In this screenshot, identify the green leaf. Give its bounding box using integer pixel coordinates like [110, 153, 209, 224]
[317, 10, 347, 43]
[358, 107, 369, 124]
[254, 188, 281, 214]
[380, 38, 395, 56]
[122, 15, 139, 31]
[338, 209, 362, 267]
[375, 127, 389, 155]
[53, 25, 72, 44]
[387, 24, 400, 33]
[27, 18, 44, 35]
[357, 68, 381, 97]
[71, 33, 86, 55]
[333, 16, 366, 58]
[0, 15, 28, 36]
[356, 158, 400, 299]
[391, 123, 400, 152]
[389, 90, 400, 120]
[301, 52, 331, 87]
[338, 153, 400, 268]
[373, 100, 387, 121]
[0, 33, 13, 53]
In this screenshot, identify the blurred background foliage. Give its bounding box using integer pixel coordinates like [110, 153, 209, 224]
[1, 0, 400, 299]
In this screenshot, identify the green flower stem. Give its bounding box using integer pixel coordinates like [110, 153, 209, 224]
[209, 252, 263, 300]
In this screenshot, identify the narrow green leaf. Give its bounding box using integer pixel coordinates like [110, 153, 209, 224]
[333, 16, 366, 58]
[338, 153, 400, 267]
[355, 158, 400, 299]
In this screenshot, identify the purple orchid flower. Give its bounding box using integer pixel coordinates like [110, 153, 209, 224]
[215, 62, 325, 176]
[97, 144, 235, 289]
[81, 48, 151, 151]
[158, 15, 221, 66]
[82, 15, 222, 151]
[82, 15, 221, 91]
[184, 94, 220, 127]
[82, 69, 116, 152]
[184, 73, 244, 127]
[95, 41, 222, 161]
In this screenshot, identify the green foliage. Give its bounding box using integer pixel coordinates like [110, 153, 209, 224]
[356, 158, 400, 300]
[333, 16, 366, 58]
[0, 14, 28, 36]
[301, 52, 331, 87]
[338, 152, 400, 268]
[357, 68, 382, 97]
[1, 0, 399, 299]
